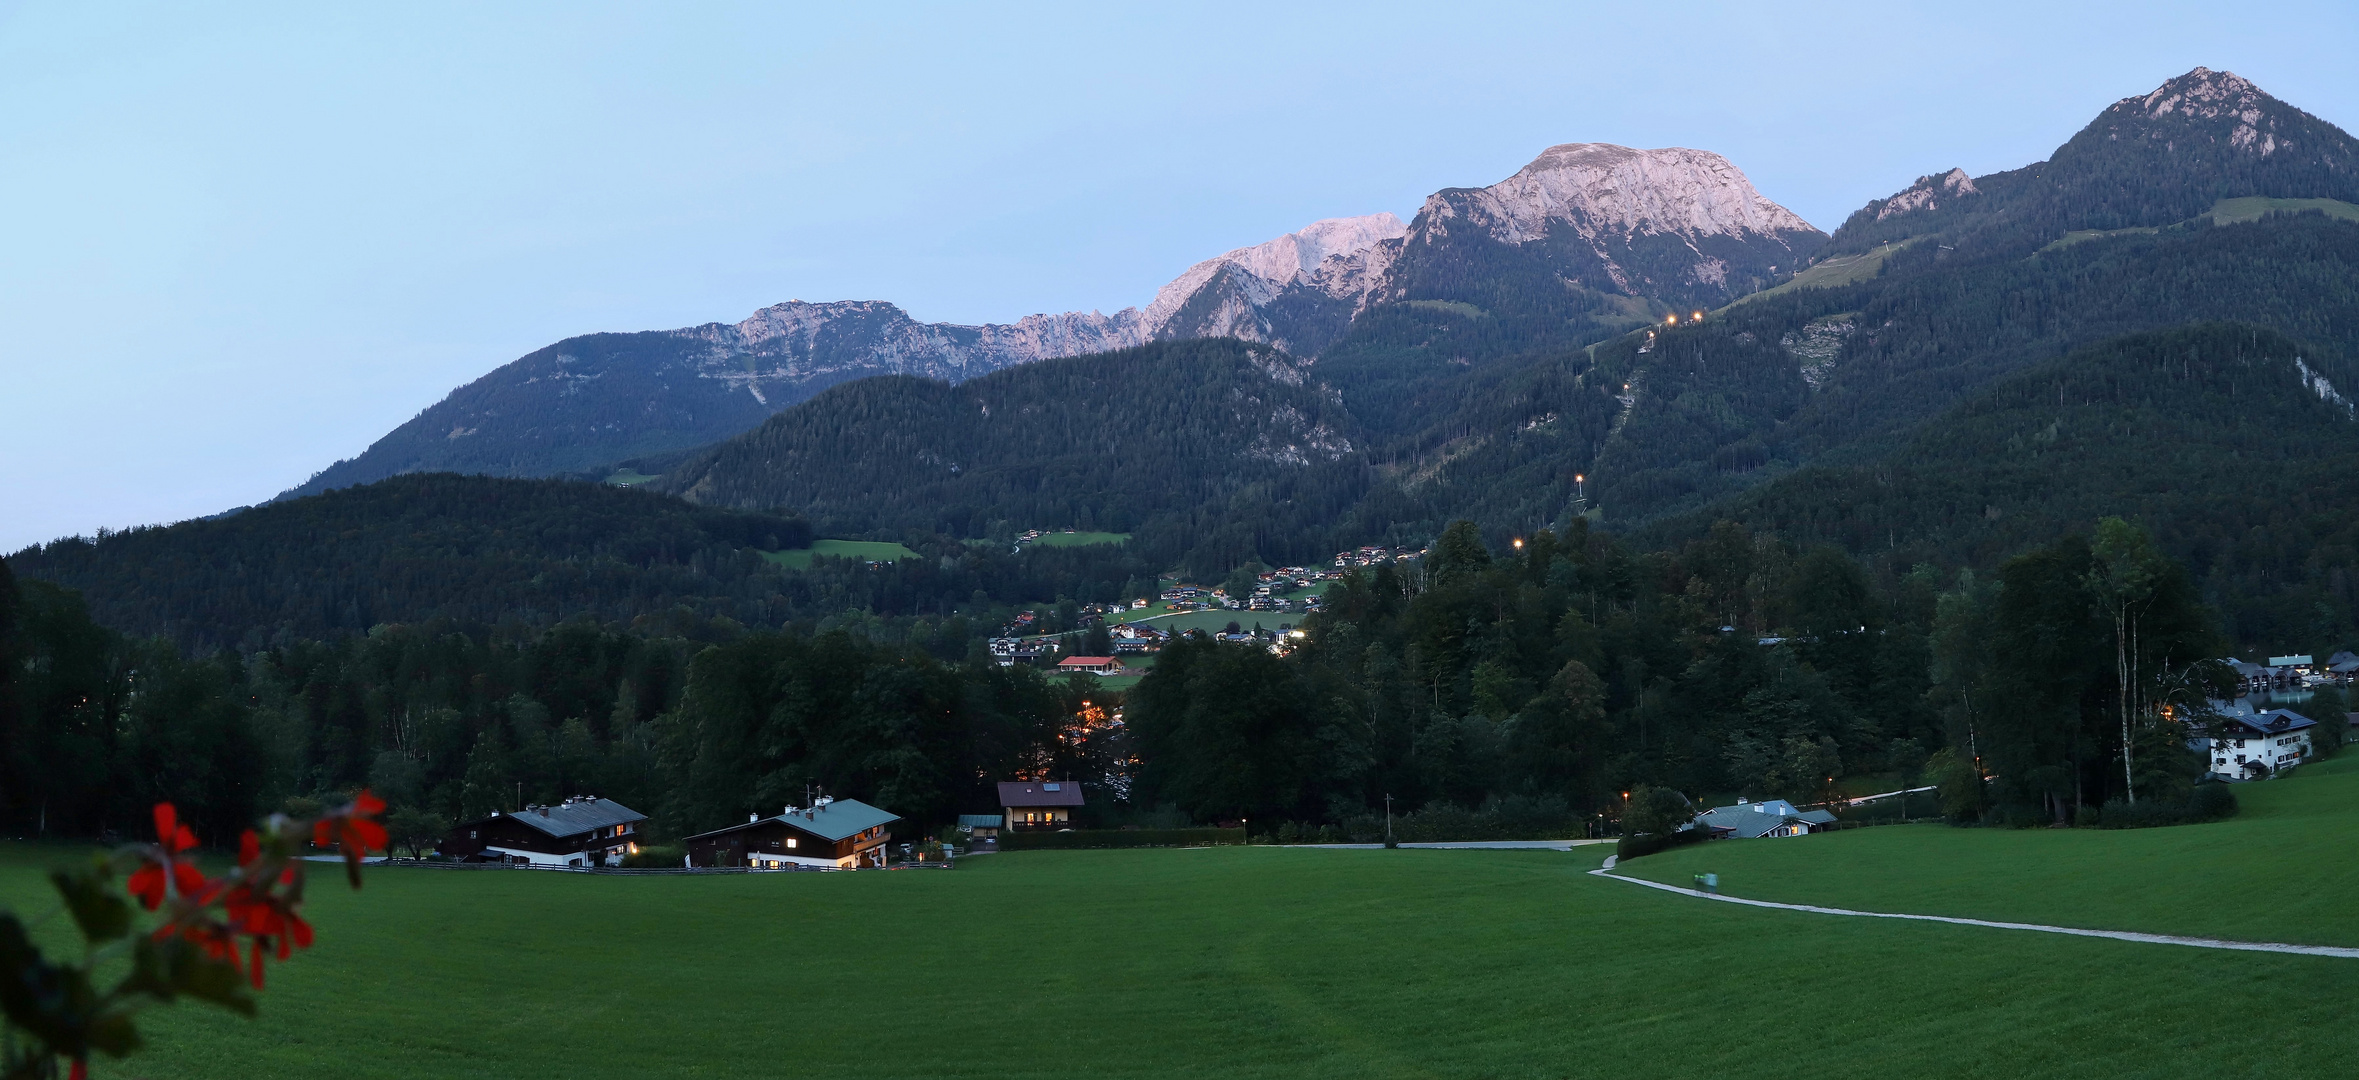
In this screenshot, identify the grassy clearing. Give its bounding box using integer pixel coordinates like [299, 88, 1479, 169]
[759, 539, 920, 569]
[1401, 299, 1489, 319]
[7, 827, 2358, 1078]
[1619, 757, 2359, 948]
[1734, 236, 1924, 305]
[1030, 531, 1131, 548]
[2210, 195, 2359, 225]
[601, 469, 661, 486]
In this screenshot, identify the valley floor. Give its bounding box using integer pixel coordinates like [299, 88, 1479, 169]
[9, 772, 2359, 1078]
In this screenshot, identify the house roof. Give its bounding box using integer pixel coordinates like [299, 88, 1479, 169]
[1058, 656, 1119, 666]
[998, 781, 1086, 807]
[1697, 801, 1833, 838]
[680, 798, 901, 844]
[490, 797, 645, 839]
[957, 814, 1003, 828]
[2220, 709, 2318, 736]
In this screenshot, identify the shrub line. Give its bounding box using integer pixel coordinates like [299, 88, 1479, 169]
[1585, 867, 2359, 959]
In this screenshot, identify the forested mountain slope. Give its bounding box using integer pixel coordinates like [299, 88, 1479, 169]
[1637, 324, 2359, 652]
[1364, 69, 2359, 542]
[281, 300, 1148, 499]
[655, 338, 1375, 577]
[7, 474, 1179, 652]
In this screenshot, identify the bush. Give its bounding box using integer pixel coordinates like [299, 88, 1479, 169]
[2088, 783, 2239, 829]
[620, 844, 684, 868]
[998, 828, 1244, 850]
[1616, 826, 1710, 861]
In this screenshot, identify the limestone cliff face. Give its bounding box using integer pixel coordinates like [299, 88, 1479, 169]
[1384, 143, 1826, 310]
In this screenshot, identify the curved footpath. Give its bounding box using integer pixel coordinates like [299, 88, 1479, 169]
[1588, 864, 2359, 959]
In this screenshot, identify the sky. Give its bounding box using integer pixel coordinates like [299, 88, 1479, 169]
[2, 1, 2354, 551]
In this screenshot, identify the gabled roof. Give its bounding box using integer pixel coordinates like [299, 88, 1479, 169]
[1696, 801, 1833, 838]
[957, 814, 1003, 828]
[490, 797, 645, 839]
[1058, 656, 1119, 666]
[681, 798, 901, 844]
[2219, 709, 2318, 736]
[999, 780, 1086, 807]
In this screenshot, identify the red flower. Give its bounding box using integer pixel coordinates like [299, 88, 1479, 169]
[313, 789, 388, 887]
[127, 803, 210, 911]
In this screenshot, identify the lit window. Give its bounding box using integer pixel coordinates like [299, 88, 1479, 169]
[787, 838, 797, 849]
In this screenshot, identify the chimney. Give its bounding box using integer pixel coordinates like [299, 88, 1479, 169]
[748, 813, 758, 823]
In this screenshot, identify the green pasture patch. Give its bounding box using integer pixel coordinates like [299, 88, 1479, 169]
[1736, 236, 1925, 305]
[2210, 195, 2359, 226]
[602, 469, 660, 486]
[1401, 299, 1489, 319]
[759, 539, 920, 569]
[1620, 763, 2359, 948]
[7, 838, 2359, 1078]
[1029, 530, 1130, 548]
[2040, 225, 2160, 251]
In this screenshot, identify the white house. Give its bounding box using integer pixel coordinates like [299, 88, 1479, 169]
[2194, 710, 2316, 780]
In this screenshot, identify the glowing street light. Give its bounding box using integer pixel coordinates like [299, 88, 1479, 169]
[1512, 537, 1524, 550]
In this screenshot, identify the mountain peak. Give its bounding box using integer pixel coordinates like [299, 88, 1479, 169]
[1439, 143, 1818, 244]
[1141, 213, 1407, 333]
[2130, 67, 2265, 123]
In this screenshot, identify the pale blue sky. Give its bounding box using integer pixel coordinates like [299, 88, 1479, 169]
[2, 1, 2353, 551]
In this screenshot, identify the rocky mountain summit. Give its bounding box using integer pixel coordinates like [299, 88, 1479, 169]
[1828, 67, 2359, 256]
[1379, 143, 1825, 314]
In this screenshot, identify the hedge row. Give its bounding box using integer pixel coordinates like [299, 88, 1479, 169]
[998, 827, 1246, 850]
[1615, 826, 1710, 861]
[2084, 783, 2239, 829]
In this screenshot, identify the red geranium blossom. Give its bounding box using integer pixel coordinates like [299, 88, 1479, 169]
[126, 803, 210, 911]
[313, 789, 388, 887]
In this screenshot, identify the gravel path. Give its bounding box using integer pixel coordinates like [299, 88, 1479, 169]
[1588, 866, 2359, 959]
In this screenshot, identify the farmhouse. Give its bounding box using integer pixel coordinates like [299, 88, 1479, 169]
[1695, 798, 1838, 839]
[1058, 655, 1123, 675]
[682, 796, 901, 869]
[440, 795, 647, 867]
[2196, 710, 2317, 780]
[1000, 780, 1084, 830]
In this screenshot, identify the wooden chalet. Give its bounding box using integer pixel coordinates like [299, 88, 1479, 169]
[440, 796, 647, 867]
[682, 797, 900, 870]
[999, 780, 1084, 830]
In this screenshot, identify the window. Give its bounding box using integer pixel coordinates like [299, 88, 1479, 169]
[787, 838, 798, 849]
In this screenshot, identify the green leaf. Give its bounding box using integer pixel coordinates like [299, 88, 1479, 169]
[49, 862, 132, 944]
[125, 937, 255, 1018]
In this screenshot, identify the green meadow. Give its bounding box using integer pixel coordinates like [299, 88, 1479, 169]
[1622, 755, 2359, 948]
[11, 768, 2359, 1078]
[1029, 531, 1130, 548]
[759, 538, 920, 569]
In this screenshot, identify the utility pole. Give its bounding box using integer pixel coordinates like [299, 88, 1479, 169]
[1384, 794, 1395, 848]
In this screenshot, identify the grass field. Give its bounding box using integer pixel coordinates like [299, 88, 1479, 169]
[12, 766, 2359, 1077]
[759, 539, 920, 569]
[2209, 195, 2359, 226]
[1029, 531, 1131, 548]
[1732, 236, 1925, 305]
[1620, 754, 2359, 948]
[601, 468, 660, 486]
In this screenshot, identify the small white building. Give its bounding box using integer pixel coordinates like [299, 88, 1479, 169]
[2194, 710, 2316, 780]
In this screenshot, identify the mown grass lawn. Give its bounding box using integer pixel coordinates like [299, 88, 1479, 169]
[759, 538, 920, 569]
[1619, 754, 2359, 949]
[7, 803, 2359, 1078]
